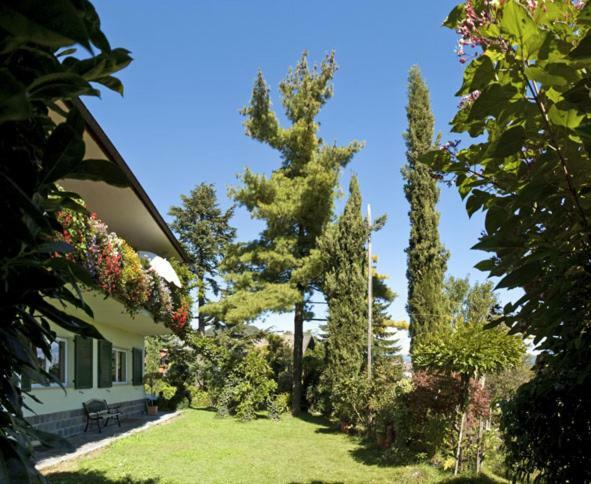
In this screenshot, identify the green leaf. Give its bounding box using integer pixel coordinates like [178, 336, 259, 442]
[574, 122, 591, 143]
[489, 125, 526, 158]
[63, 48, 132, 82]
[578, 2, 591, 26]
[456, 54, 495, 96]
[569, 31, 591, 60]
[547, 104, 584, 129]
[474, 259, 495, 272]
[95, 76, 124, 95]
[563, 78, 591, 111]
[468, 84, 517, 121]
[41, 123, 86, 184]
[0, 69, 32, 123]
[500, 0, 544, 58]
[524, 66, 567, 87]
[465, 189, 489, 217]
[28, 72, 96, 100]
[0, 0, 91, 51]
[443, 4, 464, 28]
[420, 148, 452, 172]
[495, 262, 539, 290]
[66, 159, 130, 187]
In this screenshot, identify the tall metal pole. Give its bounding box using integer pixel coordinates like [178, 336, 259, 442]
[367, 204, 373, 381]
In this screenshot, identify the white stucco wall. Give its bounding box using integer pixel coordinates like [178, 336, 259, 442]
[24, 320, 146, 417]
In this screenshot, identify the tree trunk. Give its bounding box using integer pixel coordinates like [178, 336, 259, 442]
[291, 297, 305, 416]
[475, 375, 486, 474]
[454, 409, 466, 476]
[197, 274, 206, 333]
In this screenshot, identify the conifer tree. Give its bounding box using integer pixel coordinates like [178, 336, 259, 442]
[169, 183, 236, 332]
[203, 52, 362, 415]
[402, 65, 448, 352]
[320, 176, 368, 424]
[371, 266, 401, 362]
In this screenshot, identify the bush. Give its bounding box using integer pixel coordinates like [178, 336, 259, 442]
[268, 392, 290, 420]
[368, 360, 406, 440]
[216, 349, 277, 421]
[500, 370, 591, 482]
[189, 386, 211, 408]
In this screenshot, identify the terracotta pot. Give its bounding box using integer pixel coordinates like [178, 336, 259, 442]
[147, 405, 158, 416]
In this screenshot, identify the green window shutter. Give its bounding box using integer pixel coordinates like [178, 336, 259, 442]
[98, 339, 113, 388]
[75, 336, 93, 389]
[132, 347, 143, 386]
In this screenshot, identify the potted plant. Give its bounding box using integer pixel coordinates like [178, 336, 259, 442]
[144, 370, 162, 416]
[146, 394, 159, 416]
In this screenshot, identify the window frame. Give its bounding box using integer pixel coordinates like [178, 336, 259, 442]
[32, 337, 67, 388]
[112, 347, 129, 384]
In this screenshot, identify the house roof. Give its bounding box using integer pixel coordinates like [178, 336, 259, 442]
[59, 100, 188, 262]
[261, 331, 316, 353]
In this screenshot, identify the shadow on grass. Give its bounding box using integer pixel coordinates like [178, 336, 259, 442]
[289, 480, 345, 484]
[186, 405, 217, 413]
[295, 412, 340, 435]
[45, 469, 159, 484]
[438, 475, 500, 483]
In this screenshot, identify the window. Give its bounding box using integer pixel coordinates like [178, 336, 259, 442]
[34, 338, 66, 386]
[112, 349, 128, 383]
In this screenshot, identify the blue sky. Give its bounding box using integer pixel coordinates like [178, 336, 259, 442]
[87, 1, 497, 350]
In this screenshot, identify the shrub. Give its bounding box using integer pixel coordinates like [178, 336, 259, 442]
[214, 349, 277, 421]
[268, 392, 290, 420]
[399, 370, 490, 469]
[145, 379, 177, 404]
[368, 363, 409, 443]
[189, 386, 211, 408]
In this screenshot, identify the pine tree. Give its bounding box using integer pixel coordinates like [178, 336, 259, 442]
[371, 265, 401, 362]
[320, 176, 368, 424]
[402, 65, 448, 352]
[204, 52, 362, 415]
[169, 183, 236, 333]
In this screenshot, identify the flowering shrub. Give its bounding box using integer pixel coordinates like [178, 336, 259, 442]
[119, 241, 150, 311]
[57, 208, 191, 332]
[398, 371, 490, 469]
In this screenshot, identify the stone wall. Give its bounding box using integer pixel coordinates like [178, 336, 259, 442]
[27, 398, 146, 437]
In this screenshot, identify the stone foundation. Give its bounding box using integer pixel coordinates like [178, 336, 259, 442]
[27, 399, 146, 437]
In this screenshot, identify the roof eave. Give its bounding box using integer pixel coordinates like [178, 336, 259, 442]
[72, 98, 189, 263]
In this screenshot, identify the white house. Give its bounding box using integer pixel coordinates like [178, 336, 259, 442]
[23, 101, 188, 437]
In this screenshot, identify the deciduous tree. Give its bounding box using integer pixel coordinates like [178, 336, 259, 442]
[414, 280, 524, 475]
[0, 2, 131, 479]
[427, 1, 591, 479]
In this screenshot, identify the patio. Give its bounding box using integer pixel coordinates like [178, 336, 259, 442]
[35, 411, 181, 472]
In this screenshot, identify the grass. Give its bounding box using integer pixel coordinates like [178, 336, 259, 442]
[44, 408, 503, 484]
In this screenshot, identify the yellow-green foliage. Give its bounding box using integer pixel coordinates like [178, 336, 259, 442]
[119, 241, 149, 312]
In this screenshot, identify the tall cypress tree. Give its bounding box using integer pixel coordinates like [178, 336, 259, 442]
[402, 65, 448, 352]
[320, 176, 368, 424]
[204, 52, 362, 415]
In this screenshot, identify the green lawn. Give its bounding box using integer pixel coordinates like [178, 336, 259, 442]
[44, 409, 501, 484]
